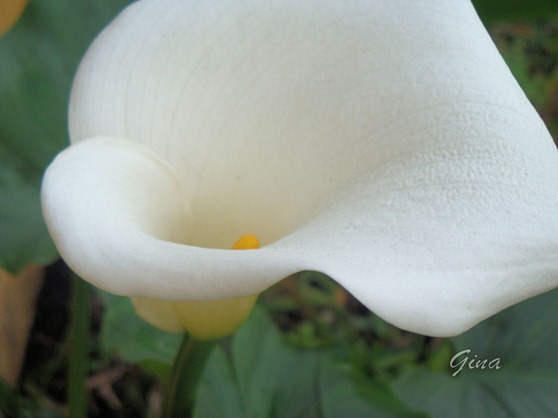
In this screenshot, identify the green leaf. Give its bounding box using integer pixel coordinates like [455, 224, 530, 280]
[99, 299, 425, 417]
[472, 0, 558, 25]
[319, 360, 429, 418]
[501, 51, 548, 110]
[196, 307, 426, 418]
[0, 377, 62, 418]
[230, 308, 323, 418]
[98, 291, 181, 380]
[0, 0, 133, 273]
[0, 0, 133, 170]
[0, 377, 18, 416]
[0, 165, 57, 272]
[393, 289, 558, 418]
[195, 348, 247, 418]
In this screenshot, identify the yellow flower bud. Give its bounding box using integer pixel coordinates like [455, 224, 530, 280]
[0, 0, 28, 35]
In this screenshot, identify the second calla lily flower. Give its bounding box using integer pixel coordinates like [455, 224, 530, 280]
[42, 0, 558, 338]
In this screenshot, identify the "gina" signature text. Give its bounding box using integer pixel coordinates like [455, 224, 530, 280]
[450, 349, 501, 377]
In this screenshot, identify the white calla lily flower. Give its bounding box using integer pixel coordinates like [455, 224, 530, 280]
[41, 0, 558, 338]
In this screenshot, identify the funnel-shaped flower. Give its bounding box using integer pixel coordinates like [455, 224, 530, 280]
[41, 0, 558, 337]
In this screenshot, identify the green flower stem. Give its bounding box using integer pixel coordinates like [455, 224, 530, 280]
[68, 274, 92, 418]
[162, 336, 217, 418]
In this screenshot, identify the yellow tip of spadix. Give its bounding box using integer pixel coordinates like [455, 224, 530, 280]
[232, 234, 260, 250]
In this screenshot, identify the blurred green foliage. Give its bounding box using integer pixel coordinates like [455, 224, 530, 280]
[494, 19, 558, 139]
[101, 297, 427, 418]
[472, 0, 558, 24]
[0, 0, 134, 273]
[394, 288, 558, 417]
[96, 276, 558, 418]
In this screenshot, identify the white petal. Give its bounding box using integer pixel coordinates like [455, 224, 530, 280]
[42, 0, 558, 336]
[42, 137, 300, 300]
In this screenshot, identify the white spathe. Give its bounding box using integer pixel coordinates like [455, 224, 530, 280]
[41, 0, 558, 337]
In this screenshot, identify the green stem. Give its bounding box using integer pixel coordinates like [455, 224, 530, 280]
[161, 336, 216, 418]
[68, 274, 91, 418]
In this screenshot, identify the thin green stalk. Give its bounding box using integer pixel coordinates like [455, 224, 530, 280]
[161, 337, 216, 418]
[68, 275, 91, 418]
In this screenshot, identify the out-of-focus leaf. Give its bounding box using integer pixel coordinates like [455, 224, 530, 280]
[320, 360, 429, 418]
[0, 376, 62, 418]
[100, 297, 425, 417]
[0, 0, 133, 273]
[0, 166, 56, 271]
[0, 0, 133, 170]
[501, 50, 548, 109]
[98, 291, 181, 380]
[0, 377, 18, 415]
[228, 308, 323, 418]
[495, 21, 558, 140]
[195, 348, 247, 418]
[196, 308, 426, 418]
[100, 292, 424, 418]
[472, 0, 558, 25]
[393, 289, 558, 418]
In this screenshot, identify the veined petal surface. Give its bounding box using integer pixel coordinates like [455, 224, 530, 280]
[42, 0, 558, 336]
